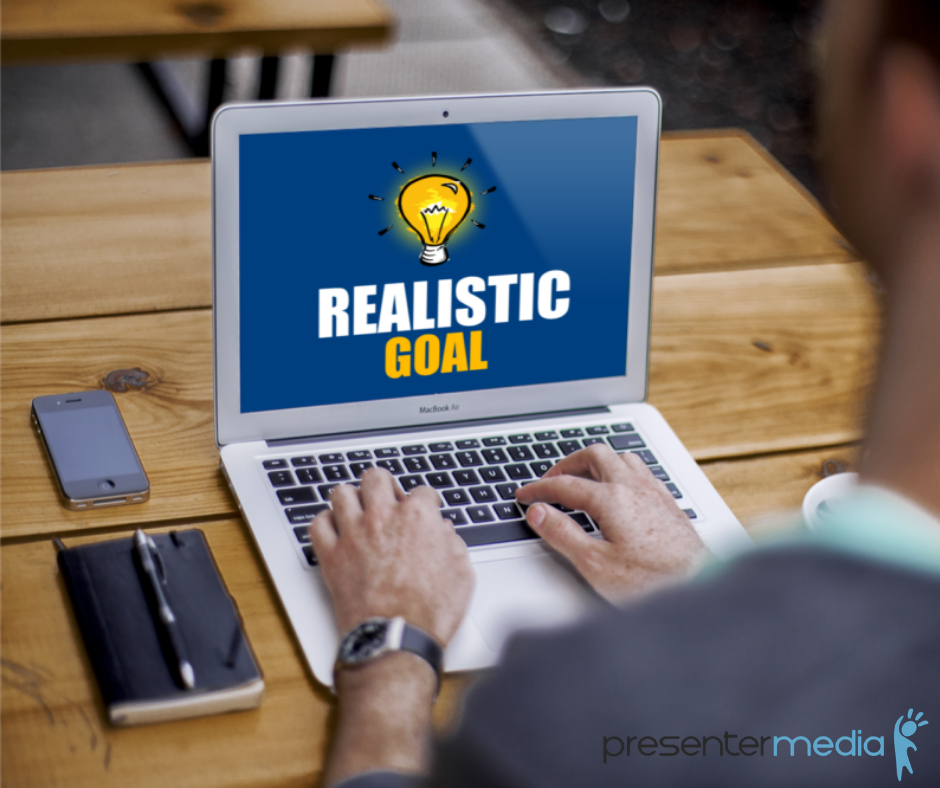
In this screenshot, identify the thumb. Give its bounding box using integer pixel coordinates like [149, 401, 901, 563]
[526, 503, 598, 569]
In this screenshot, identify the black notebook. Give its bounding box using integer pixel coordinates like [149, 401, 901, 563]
[58, 529, 264, 726]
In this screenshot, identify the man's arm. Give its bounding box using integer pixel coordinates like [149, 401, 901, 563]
[309, 470, 474, 787]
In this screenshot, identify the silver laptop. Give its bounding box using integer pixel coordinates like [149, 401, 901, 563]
[212, 89, 753, 688]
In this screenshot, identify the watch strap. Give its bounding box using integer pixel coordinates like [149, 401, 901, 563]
[399, 620, 444, 679]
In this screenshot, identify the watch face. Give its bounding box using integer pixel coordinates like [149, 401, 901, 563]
[339, 619, 390, 664]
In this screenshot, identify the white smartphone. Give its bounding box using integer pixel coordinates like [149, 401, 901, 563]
[31, 390, 150, 510]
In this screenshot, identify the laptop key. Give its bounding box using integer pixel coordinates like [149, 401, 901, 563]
[552, 503, 575, 513]
[376, 459, 404, 475]
[508, 445, 533, 461]
[534, 431, 558, 441]
[456, 439, 480, 449]
[587, 426, 610, 435]
[683, 509, 698, 520]
[455, 450, 483, 467]
[429, 442, 453, 452]
[318, 484, 340, 499]
[302, 545, 318, 566]
[323, 464, 350, 481]
[611, 423, 635, 433]
[291, 456, 317, 467]
[508, 433, 532, 444]
[277, 486, 317, 505]
[456, 519, 537, 547]
[443, 489, 471, 507]
[560, 428, 584, 438]
[480, 466, 507, 483]
[319, 453, 344, 464]
[609, 433, 646, 450]
[482, 437, 507, 446]
[506, 464, 532, 480]
[375, 447, 400, 458]
[558, 440, 581, 455]
[482, 448, 508, 464]
[467, 505, 495, 523]
[402, 444, 427, 455]
[441, 508, 468, 526]
[582, 438, 606, 447]
[570, 512, 596, 532]
[350, 462, 374, 478]
[649, 465, 670, 482]
[296, 467, 323, 485]
[263, 459, 288, 470]
[426, 472, 454, 489]
[400, 475, 425, 491]
[430, 453, 456, 470]
[632, 450, 658, 465]
[268, 470, 296, 487]
[665, 483, 683, 499]
[530, 461, 553, 477]
[495, 482, 520, 500]
[470, 485, 497, 504]
[404, 456, 430, 473]
[494, 502, 522, 520]
[286, 504, 329, 524]
[293, 526, 312, 544]
[533, 442, 559, 459]
[347, 450, 372, 461]
[454, 469, 481, 486]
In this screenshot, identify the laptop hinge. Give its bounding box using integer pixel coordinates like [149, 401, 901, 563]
[265, 405, 611, 447]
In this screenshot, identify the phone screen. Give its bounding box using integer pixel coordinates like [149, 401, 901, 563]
[40, 406, 143, 482]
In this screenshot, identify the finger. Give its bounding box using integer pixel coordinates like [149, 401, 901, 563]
[359, 467, 398, 510]
[407, 482, 442, 511]
[392, 477, 409, 502]
[309, 509, 338, 553]
[541, 444, 626, 484]
[526, 503, 599, 575]
[516, 473, 608, 513]
[329, 483, 363, 526]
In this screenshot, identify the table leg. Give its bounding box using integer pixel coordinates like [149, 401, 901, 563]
[310, 54, 335, 98]
[259, 56, 280, 101]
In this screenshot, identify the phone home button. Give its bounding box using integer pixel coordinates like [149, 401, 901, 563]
[98, 479, 116, 491]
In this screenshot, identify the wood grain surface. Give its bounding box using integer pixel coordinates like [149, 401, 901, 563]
[0, 263, 879, 539]
[0, 519, 469, 788]
[2, 134, 856, 324]
[1, 0, 392, 64]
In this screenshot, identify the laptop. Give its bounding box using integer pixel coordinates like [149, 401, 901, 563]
[212, 89, 753, 687]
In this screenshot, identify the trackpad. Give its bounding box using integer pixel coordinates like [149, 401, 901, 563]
[469, 553, 600, 654]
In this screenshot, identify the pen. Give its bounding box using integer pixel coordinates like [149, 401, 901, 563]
[134, 529, 196, 690]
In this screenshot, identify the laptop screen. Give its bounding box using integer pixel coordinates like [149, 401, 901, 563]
[237, 116, 638, 414]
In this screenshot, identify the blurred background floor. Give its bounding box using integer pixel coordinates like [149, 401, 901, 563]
[1, 0, 823, 196]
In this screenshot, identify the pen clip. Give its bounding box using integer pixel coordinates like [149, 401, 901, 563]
[147, 535, 168, 584]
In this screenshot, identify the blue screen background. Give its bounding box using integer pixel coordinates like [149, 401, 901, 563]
[238, 116, 637, 412]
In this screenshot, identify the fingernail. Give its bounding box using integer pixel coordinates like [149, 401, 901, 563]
[528, 503, 546, 529]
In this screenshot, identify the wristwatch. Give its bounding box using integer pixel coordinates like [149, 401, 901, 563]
[335, 617, 443, 689]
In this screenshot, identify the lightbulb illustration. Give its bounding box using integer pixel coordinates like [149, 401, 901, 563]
[397, 175, 472, 265]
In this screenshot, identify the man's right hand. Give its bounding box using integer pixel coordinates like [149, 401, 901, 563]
[515, 445, 707, 603]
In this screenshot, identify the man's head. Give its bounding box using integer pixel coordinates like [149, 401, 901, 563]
[819, 0, 940, 284]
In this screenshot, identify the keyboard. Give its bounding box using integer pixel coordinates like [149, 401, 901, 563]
[259, 421, 697, 567]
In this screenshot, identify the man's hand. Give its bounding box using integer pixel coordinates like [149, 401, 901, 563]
[310, 467, 474, 645]
[515, 445, 706, 604]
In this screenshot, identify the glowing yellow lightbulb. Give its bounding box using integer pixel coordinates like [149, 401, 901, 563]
[397, 175, 472, 265]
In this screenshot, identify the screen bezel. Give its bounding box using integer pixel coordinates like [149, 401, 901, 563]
[212, 89, 660, 447]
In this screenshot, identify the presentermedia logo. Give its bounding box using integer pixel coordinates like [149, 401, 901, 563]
[895, 708, 929, 782]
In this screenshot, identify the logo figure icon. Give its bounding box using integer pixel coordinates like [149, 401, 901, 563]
[370, 153, 495, 266]
[895, 708, 929, 781]
[398, 174, 472, 265]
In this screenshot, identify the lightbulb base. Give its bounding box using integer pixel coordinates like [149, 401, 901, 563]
[420, 244, 449, 266]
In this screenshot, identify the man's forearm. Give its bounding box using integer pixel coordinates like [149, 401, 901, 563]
[324, 653, 438, 787]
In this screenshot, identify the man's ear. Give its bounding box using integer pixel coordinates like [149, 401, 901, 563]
[878, 44, 940, 206]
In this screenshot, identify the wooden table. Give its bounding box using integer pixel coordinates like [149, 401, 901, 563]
[0, 131, 880, 786]
[1, 0, 394, 153]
